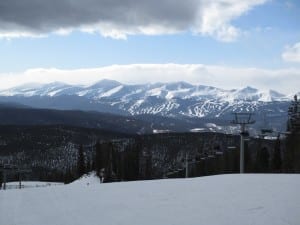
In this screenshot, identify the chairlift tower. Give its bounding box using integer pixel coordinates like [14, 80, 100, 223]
[231, 113, 255, 173]
[0, 164, 31, 190]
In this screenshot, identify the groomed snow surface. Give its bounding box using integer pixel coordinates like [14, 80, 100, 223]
[0, 174, 299, 225]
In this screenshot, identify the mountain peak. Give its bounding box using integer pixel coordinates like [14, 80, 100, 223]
[164, 81, 193, 90]
[11, 82, 43, 90]
[238, 86, 258, 93]
[41, 82, 69, 88]
[89, 79, 122, 89]
[0, 80, 292, 105]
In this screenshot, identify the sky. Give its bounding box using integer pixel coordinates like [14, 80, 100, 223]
[0, 0, 300, 94]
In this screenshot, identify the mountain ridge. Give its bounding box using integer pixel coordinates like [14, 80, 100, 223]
[0, 79, 294, 132]
[0, 79, 293, 102]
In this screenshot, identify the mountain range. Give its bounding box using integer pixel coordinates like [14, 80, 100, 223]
[0, 79, 296, 133]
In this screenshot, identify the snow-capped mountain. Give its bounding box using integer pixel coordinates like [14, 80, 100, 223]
[1, 80, 289, 101]
[0, 80, 292, 120]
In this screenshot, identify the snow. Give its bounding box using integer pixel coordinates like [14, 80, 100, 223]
[0, 81, 293, 103]
[147, 87, 164, 96]
[165, 88, 191, 99]
[0, 81, 293, 119]
[47, 89, 67, 97]
[0, 174, 299, 225]
[190, 128, 206, 132]
[70, 172, 100, 186]
[153, 129, 171, 134]
[99, 85, 123, 98]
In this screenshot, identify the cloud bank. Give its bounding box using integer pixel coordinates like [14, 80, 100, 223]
[0, 64, 299, 95]
[0, 0, 267, 41]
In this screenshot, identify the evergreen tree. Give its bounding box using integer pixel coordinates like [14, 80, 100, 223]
[284, 95, 300, 172]
[94, 141, 103, 176]
[94, 141, 118, 183]
[104, 142, 114, 182]
[244, 141, 253, 173]
[145, 151, 152, 179]
[233, 147, 240, 173]
[271, 135, 282, 172]
[283, 136, 295, 172]
[287, 95, 300, 134]
[77, 144, 85, 177]
[255, 147, 270, 173]
[64, 168, 75, 184]
[86, 157, 91, 173]
[0, 170, 2, 189]
[123, 143, 140, 181]
[111, 143, 121, 180]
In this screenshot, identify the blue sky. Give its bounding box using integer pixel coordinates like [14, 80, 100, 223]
[0, 0, 299, 93]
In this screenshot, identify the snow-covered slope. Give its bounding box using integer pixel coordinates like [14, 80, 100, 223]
[0, 174, 299, 225]
[70, 172, 100, 186]
[0, 80, 293, 118]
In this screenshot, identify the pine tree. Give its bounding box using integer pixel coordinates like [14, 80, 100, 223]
[0, 170, 2, 189]
[123, 143, 140, 181]
[77, 144, 85, 177]
[233, 147, 240, 173]
[111, 143, 121, 180]
[94, 141, 117, 182]
[255, 147, 270, 173]
[287, 95, 300, 134]
[86, 157, 91, 173]
[271, 135, 282, 172]
[145, 151, 152, 179]
[284, 95, 300, 172]
[94, 141, 103, 176]
[104, 142, 113, 182]
[244, 141, 253, 173]
[64, 168, 75, 184]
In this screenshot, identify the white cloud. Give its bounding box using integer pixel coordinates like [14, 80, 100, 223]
[193, 0, 267, 41]
[0, 64, 299, 95]
[0, 0, 268, 41]
[282, 42, 300, 63]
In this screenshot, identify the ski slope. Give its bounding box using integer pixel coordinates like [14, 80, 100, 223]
[0, 174, 299, 225]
